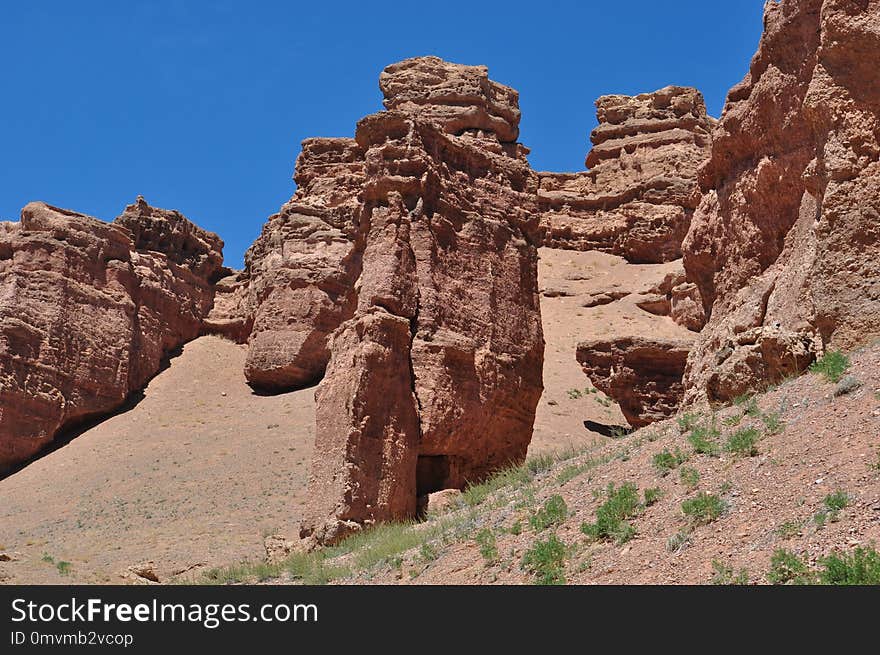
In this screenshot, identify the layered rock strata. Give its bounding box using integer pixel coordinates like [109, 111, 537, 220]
[0, 198, 222, 471]
[538, 86, 714, 263]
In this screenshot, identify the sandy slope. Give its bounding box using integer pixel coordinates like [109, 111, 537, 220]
[0, 336, 315, 584]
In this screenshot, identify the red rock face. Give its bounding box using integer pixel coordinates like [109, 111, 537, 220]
[288, 57, 544, 543]
[0, 199, 222, 472]
[577, 335, 693, 428]
[539, 87, 714, 263]
[682, 0, 880, 403]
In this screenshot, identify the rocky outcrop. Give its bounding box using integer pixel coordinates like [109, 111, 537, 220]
[577, 335, 694, 428]
[0, 199, 222, 472]
[682, 0, 880, 403]
[538, 86, 714, 263]
[242, 137, 365, 391]
[290, 57, 544, 544]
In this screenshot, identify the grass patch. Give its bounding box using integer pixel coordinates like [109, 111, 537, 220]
[687, 422, 720, 456]
[710, 559, 748, 585]
[581, 482, 640, 544]
[823, 490, 850, 512]
[679, 466, 700, 489]
[724, 427, 760, 457]
[56, 561, 72, 576]
[652, 448, 687, 476]
[681, 493, 725, 525]
[677, 412, 702, 433]
[475, 529, 498, 564]
[644, 487, 662, 507]
[521, 534, 567, 585]
[819, 546, 880, 585]
[666, 529, 692, 554]
[809, 350, 849, 383]
[461, 465, 531, 507]
[529, 495, 568, 532]
[761, 412, 785, 435]
[767, 549, 813, 585]
[556, 463, 589, 485]
[776, 520, 804, 539]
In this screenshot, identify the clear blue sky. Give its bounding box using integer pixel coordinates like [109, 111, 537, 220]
[0, 1, 765, 267]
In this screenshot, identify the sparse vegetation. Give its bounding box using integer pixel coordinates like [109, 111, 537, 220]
[557, 463, 589, 485]
[809, 350, 849, 383]
[677, 412, 701, 433]
[724, 427, 760, 457]
[819, 546, 880, 585]
[581, 482, 640, 544]
[653, 448, 687, 476]
[761, 411, 785, 435]
[767, 549, 813, 585]
[776, 519, 804, 539]
[687, 421, 720, 456]
[681, 493, 725, 525]
[710, 559, 748, 585]
[521, 534, 567, 585]
[56, 561, 72, 576]
[679, 466, 700, 489]
[529, 495, 568, 532]
[475, 529, 498, 564]
[644, 487, 662, 506]
[823, 490, 850, 512]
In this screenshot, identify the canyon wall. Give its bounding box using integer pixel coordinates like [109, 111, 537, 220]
[0, 198, 222, 472]
[682, 0, 880, 403]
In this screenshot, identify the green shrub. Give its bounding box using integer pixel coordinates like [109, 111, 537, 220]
[653, 449, 686, 476]
[823, 490, 850, 512]
[724, 427, 760, 457]
[581, 482, 640, 544]
[644, 487, 662, 506]
[809, 350, 849, 383]
[475, 529, 498, 563]
[761, 412, 785, 435]
[56, 561, 72, 576]
[666, 530, 692, 553]
[529, 495, 568, 532]
[526, 453, 555, 476]
[419, 542, 439, 563]
[677, 412, 701, 433]
[679, 466, 700, 489]
[521, 534, 567, 585]
[767, 549, 813, 585]
[819, 546, 880, 585]
[710, 559, 748, 585]
[688, 423, 720, 456]
[681, 493, 725, 525]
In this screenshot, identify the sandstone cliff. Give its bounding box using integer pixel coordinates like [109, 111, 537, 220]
[538, 86, 714, 263]
[682, 0, 880, 403]
[0, 198, 222, 472]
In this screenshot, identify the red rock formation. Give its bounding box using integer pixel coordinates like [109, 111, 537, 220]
[577, 335, 695, 428]
[539, 87, 714, 263]
[682, 0, 880, 403]
[291, 57, 544, 543]
[0, 198, 222, 472]
[242, 138, 365, 390]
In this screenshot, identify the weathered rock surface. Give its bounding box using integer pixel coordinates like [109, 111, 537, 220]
[241, 137, 365, 391]
[682, 0, 880, 403]
[538, 86, 714, 263]
[577, 334, 694, 428]
[293, 57, 544, 544]
[0, 198, 222, 472]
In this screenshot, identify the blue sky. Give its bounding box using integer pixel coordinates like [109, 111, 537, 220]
[1, 1, 765, 267]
